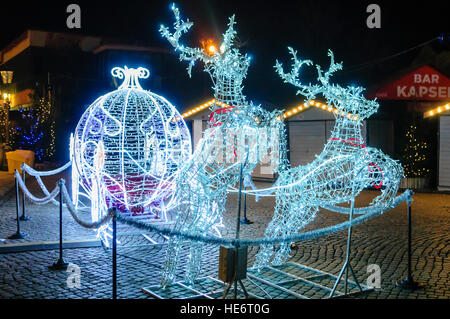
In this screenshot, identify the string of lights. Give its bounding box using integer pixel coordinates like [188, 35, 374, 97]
[253, 48, 404, 269]
[8, 96, 55, 161]
[403, 125, 430, 178]
[71, 65, 192, 246]
[181, 98, 359, 121]
[158, 4, 288, 287]
[424, 103, 450, 118]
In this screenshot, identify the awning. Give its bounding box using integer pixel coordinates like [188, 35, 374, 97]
[369, 65, 450, 101]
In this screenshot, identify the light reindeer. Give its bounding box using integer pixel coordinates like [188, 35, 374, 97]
[253, 48, 404, 269]
[159, 5, 286, 286]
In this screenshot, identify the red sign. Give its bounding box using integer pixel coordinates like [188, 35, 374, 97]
[370, 65, 450, 100]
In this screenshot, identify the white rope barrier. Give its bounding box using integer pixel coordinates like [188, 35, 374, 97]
[35, 174, 61, 206]
[20, 161, 72, 207]
[15, 170, 113, 229]
[60, 184, 114, 229]
[13, 166, 413, 247]
[14, 170, 60, 205]
[21, 161, 72, 177]
[114, 189, 413, 246]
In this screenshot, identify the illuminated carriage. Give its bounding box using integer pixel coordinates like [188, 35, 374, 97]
[70, 66, 191, 243]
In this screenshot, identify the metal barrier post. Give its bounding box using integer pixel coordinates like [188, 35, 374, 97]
[49, 180, 68, 270]
[8, 170, 25, 239]
[112, 209, 117, 299]
[234, 162, 244, 299]
[329, 198, 362, 298]
[20, 169, 30, 221]
[396, 198, 422, 290]
[240, 184, 253, 225]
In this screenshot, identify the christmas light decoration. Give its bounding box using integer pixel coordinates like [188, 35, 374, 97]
[253, 48, 404, 269]
[181, 98, 359, 121]
[9, 96, 55, 161]
[281, 99, 359, 120]
[402, 125, 430, 177]
[159, 4, 287, 286]
[71, 66, 192, 245]
[424, 103, 450, 118]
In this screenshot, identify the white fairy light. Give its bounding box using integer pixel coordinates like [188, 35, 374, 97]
[71, 66, 192, 244]
[253, 48, 404, 268]
[159, 4, 288, 287]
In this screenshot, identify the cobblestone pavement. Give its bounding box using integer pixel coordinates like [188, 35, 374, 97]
[0, 173, 448, 299]
[0, 171, 14, 198]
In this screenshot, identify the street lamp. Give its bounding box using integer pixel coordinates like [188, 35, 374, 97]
[1, 71, 13, 85]
[0, 70, 13, 147]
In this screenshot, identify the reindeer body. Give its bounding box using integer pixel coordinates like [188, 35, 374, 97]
[159, 5, 285, 286]
[161, 111, 259, 285]
[253, 49, 404, 268]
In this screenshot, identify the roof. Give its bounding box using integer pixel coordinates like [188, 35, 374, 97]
[0, 29, 169, 66]
[366, 45, 450, 98]
[367, 65, 450, 101]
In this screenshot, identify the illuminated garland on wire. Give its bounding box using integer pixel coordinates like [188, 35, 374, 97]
[252, 48, 405, 269]
[71, 66, 192, 246]
[402, 125, 430, 178]
[13, 167, 413, 247]
[11, 107, 45, 160]
[181, 98, 359, 121]
[159, 4, 288, 287]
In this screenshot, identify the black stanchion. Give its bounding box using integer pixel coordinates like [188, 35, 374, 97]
[396, 199, 422, 290]
[234, 163, 244, 299]
[112, 210, 117, 299]
[19, 169, 30, 221]
[240, 187, 253, 225]
[49, 180, 68, 270]
[8, 170, 26, 239]
[329, 199, 362, 298]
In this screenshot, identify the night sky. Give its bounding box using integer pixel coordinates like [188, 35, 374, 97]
[0, 0, 448, 107]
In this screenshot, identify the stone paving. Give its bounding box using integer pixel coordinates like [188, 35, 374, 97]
[0, 172, 448, 299]
[0, 171, 14, 199]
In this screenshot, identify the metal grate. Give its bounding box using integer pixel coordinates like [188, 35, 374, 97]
[141, 262, 373, 299]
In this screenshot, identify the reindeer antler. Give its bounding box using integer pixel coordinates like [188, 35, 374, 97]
[159, 4, 211, 77]
[315, 49, 343, 86]
[275, 47, 320, 99]
[275, 48, 346, 102]
[277, 47, 379, 119]
[221, 15, 237, 53]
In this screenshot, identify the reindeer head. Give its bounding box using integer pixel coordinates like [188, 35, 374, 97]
[160, 4, 250, 107]
[275, 48, 379, 120]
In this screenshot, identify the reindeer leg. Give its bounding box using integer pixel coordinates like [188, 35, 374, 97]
[271, 239, 291, 266]
[272, 205, 318, 266]
[160, 234, 185, 288]
[184, 240, 204, 285]
[183, 194, 225, 285]
[253, 202, 285, 270]
[161, 181, 199, 287]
